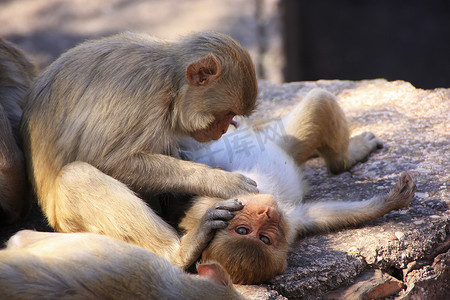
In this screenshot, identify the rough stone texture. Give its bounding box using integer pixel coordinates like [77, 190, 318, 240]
[237, 79, 449, 299]
[235, 285, 287, 300]
[325, 270, 405, 300]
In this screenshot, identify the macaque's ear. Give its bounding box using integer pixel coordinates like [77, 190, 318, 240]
[186, 55, 221, 86]
[197, 262, 231, 286]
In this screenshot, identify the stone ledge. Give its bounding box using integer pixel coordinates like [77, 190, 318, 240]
[0, 79, 447, 299]
[242, 79, 449, 299]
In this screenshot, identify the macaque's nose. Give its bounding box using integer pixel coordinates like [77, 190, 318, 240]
[257, 206, 273, 220]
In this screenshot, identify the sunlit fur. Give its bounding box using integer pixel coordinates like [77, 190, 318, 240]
[202, 230, 288, 284]
[19, 32, 258, 268]
[0, 230, 245, 300]
[182, 88, 416, 284]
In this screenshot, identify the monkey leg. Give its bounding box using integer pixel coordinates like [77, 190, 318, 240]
[287, 172, 416, 241]
[50, 161, 184, 265]
[275, 88, 381, 173]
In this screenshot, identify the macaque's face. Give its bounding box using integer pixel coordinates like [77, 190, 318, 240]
[226, 194, 284, 247]
[201, 194, 288, 284]
[191, 111, 236, 142]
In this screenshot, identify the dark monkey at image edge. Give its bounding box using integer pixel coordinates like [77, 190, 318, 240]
[0, 38, 36, 225]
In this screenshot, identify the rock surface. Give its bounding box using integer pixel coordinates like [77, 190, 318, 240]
[0, 78, 447, 299]
[238, 79, 449, 299]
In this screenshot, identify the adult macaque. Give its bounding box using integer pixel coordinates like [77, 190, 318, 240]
[0, 230, 245, 300]
[18, 29, 415, 286]
[0, 38, 36, 224]
[180, 89, 417, 283]
[20, 32, 257, 268]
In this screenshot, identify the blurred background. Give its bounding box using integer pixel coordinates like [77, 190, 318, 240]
[1, 0, 449, 89]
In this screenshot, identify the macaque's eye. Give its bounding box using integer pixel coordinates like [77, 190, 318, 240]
[235, 227, 249, 235]
[260, 235, 271, 245]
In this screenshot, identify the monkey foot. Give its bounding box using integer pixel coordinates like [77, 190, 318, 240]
[386, 171, 417, 210]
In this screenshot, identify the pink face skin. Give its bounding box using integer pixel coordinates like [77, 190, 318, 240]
[191, 111, 236, 143]
[227, 194, 283, 248]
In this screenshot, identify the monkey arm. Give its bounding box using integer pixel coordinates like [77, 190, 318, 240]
[54, 162, 244, 269]
[53, 162, 184, 264]
[177, 198, 243, 268]
[101, 153, 258, 199]
[287, 172, 416, 242]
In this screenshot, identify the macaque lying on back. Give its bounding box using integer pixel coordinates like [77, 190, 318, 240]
[0, 230, 245, 300]
[180, 89, 417, 284]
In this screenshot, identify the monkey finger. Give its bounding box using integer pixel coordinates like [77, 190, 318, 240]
[204, 209, 235, 222]
[212, 199, 244, 212]
[235, 174, 259, 194]
[242, 183, 259, 194]
[204, 220, 229, 231]
[241, 175, 257, 187]
[250, 185, 259, 192]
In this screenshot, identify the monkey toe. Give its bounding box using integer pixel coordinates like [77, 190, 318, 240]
[361, 132, 383, 149]
[397, 172, 417, 196]
[361, 132, 376, 139]
[348, 132, 383, 163]
[373, 137, 384, 149]
[389, 172, 416, 208]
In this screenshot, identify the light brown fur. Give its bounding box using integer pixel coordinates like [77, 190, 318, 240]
[0, 38, 36, 225]
[182, 194, 290, 284]
[275, 88, 382, 173]
[178, 89, 415, 284]
[11, 32, 414, 287]
[20, 32, 258, 268]
[0, 230, 246, 300]
[181, 175, 415, 284]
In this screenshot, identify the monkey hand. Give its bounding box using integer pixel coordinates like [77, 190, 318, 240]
[178, 199, 243, 268]
[384, 172, 417, 210]
[207, 169, 258, 199]
[200, 198, 244, 235]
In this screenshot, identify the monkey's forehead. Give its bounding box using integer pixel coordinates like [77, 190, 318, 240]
[237, 193, 277, 205]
